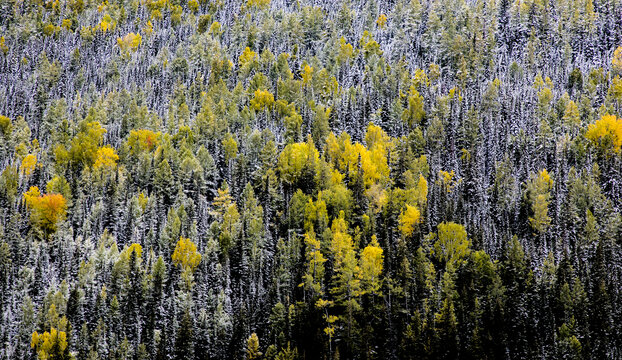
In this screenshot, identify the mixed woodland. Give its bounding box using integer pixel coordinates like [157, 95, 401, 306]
[1, 0, 622, 358]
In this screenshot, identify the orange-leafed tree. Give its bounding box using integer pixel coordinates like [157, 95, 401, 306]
[23, 186, 67, 237]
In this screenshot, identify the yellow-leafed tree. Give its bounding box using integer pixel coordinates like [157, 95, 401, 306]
[98, 13, 116, 32]
[376, 14, 387, 29]
[209, 183, 241, 255]
[399, 204, 421, 238]
[402, 86, 425, 128]
[239, 47, 258, 77]
[31, 328, 70, 360]
[302, 229, 327, 296]
[250, 89, 275, 112]
[585, 114, 622, 155]
[526, 169, 554, 234]
[117, 32, 142, 53]
[20, 154, 37, 176]
[329, 212, 361, 337]
[613, 46, 622, 75]
[245, 0, 271, 11]
[337, 37, 354, 65]
[0, 36, 8, 55]
[126, 129, 161, 156]
[172, 236, 202, 272]
[301, 64, 313, 85]
[359, 236, 383, 295]
[246, 333, 262, 360]
[93, 146, 119, 170]
[222, 133, 238, 162]
[432, 222, 471, 266]
[55, 121, 106, 169]
[0, 115, 11, 137]
[278, 139, 320, 187]
[325, 124, 392, 189]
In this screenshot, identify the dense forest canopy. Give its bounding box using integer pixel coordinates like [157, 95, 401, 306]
[0, 0, 622, 359]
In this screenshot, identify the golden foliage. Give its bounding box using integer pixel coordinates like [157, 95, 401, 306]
[61, 19, 72, 31]
[250, 89, 275, 111]
[98, 13, 116, 32]
[413, 68, 430, 89]
[585, 114, 622, 154]
[359, 31, 382, 59]
[402, 87, 425, 128]
[610, 76, 622, 102]
[326, 124, 393, 189]
[172, 236, 202, 272]
[56, 121, 106, 168]
[208, 21, 223, 37]
[151, 9, 162, 20]
[527, 169, 554, 234]
[68, 0, 85, 13]
[143, 20, 154, 36]
[364, 123, 392, 151]
[23, 187, 67, 236]
[127, 129, 161, 155]
[301, 64, 313, 85]
[93, 146, 119, 170]
[563, 100, 581, 129]
[329, 213, 354, 268]
[359, 236, 383, 295]
[376, 14, 387, 29]
[329, 213, 362, 314]
[612, 46, 622, 74]
[405, 173, 428, 209]
[338, 37, 354, 65]
[42, 23, 57, 37]
[0, 36, 8, 55]
[117, 32, 142, 53]
[31, 328, 68, 360]
[239, 47, 258, 68]
[302, 229, 327, 295]
[222, 133, 238, 162]
[124, 243, 143, 259]
[188, 0, 199, 13]
[432, 222, 471, 265]
[278, 140, 320, 185]
[246, 332, 262, 360]
[536, 169, 553, 190]
[20, 154, 37, 176]
[170, 5, 183, 26]
[245, 0, 271, 10]
[398, 204, 421, 238]
[0, 115, 11, 135]
[438, 170, 458, 193]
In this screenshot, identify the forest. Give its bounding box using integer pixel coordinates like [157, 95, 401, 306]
[0, 0, 622, 359]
